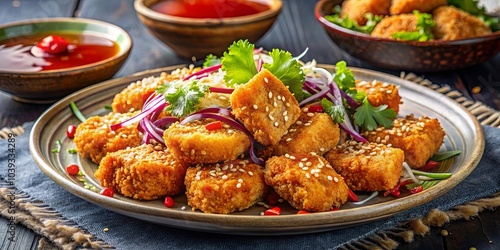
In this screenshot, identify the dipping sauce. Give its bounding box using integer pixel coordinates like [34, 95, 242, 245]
[0, 32, 119, 72]
[150, 0, 270, 18]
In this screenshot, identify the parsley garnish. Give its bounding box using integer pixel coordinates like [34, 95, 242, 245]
[392, 11, 435, 41]
[448, 0, 499, 31]
[324, 5, 383, 34]
[334, 61, 357, 96]
[51, 139, 62, 153]
[203, 54, 220, 68]
[67, 148, 78, 154]
[221, 40, 258, 87]
[263, 49, 305, 101]
[321, 98, 345, 123]
[354, 98, 397, 131]
[221, 39, 305, 101]
[157, 81, 209, 117]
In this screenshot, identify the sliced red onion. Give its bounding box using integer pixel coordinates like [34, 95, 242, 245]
[299, 85, 330, 106]
[110, 95, 167, 131]
[180, 112, 264, 165]
[183, 64, 222, 81]
[141, 118, 165, 144]
[340, 90, 360, 109]
[190, 107, 234, 118]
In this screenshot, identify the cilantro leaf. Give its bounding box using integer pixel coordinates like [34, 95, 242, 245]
[334, 61, 356, 91]
[324, 6, 383, 34]
[263, 48, 305, 101]
[353, 97, 397, 131]
[203, 54, 220, 68]
[392, 11, 435, 41]
[157, 81, 209, 117]
[321, 98, 345, 123]
[221, 40, 258, 87]
[449, 0, 499, 31]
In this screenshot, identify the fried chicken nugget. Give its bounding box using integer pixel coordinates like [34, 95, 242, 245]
[163, 119, 250, 164]
[184, 160, 266, 214]
[356, 80, 402, 114]
[74, 112, 142, 164]
[341, 0, 391, 25]
[95, 144, 188, 200]
[263, 111, 340, 158]
[432, 6, 492, 41]
[230, 69, 301, 146]
[371, 13, 418, 39]
[111, 67, 198, 113]
[265, 153, 349, 212]
[324, 140, 404, 192]
[390, 0, 447, 15]
[361, 114, 445, 168]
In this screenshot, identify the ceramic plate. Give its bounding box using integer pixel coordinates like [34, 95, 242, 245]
[30, 65, 484, 235]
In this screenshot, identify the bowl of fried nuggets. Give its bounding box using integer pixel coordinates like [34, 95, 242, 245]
[68, 62, 452, 217]
[315, 0, 500, 72]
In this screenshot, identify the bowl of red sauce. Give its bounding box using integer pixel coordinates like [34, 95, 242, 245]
[134, 0, 282, 59]
[0, 18, 132, 102]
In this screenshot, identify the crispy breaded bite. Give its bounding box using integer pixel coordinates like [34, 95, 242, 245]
[341, 0, 391, 25]
[95, 144, 188, 200]
[230, 69, 301, 146]
[265, 153, 349, 212]
[356, 80, 401, 114]
[325, 140, 404, 191]
[264, 111, 340, 157]
[432, 6, 492, 41]
[112, 68, 198, 113]
[362, 114, 445, 168]
[390, 0, 447, 15]
[184, 160, 266, 214]
[73, 112, 142, 164]
[371, 14, 418, 39]
[163, 119, 250, 164]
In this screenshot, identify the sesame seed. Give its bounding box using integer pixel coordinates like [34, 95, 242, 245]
[277, 95, 282, 101]
[181, 206, 186, 210]
[248, 171, 254, 176]
[265, 106, 269, 112]
[284, 116, 289, 122]
[299, 162, 304, 167]
[301, 158, 308, 161]
[253, 104, 258, 110]
[222, 175, 228, 179]
[303, 107, 309, 112]
[289, 155, 296, 160]
[314, 173, 319, 177]
[260, 212, 265, 216]
[238, 178, 243, 183]
[227, 129, 234, 134]
[285, 154, 290, 158]
[201, 150, 207, 155]
[264, 77, 269, 83]
[269, 114, 275, 121]
[286, 138, 292, 142]
[236, 183, 242, 188]
[307, 112, 314, 117]
[274, 122, 279, 127]
[327, 176, 333, 181]
[306, 162, 312, 166]
[274, 101, 278, 107]
[334, 177, 339, 182]
[305, 173, 311, 179]
[320, 148, 325, 152]
[268, 91, 273, 99]
[286, 103, 291, 107]
[241, 106, 247, 111]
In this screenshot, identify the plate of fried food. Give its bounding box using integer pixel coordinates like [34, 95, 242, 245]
[30, 40, 484, 235]
[315, 0, 500, 71]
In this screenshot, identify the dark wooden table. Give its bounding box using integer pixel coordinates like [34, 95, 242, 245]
[1, 0, 499, 249]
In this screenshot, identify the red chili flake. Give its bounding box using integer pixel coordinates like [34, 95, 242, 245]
[348, 189, 359, 202]
[66, 164, 79, 175]
[66, 125, 77, 139]
[420, 160, 440, 172]
[307, 105, 324, 113]
[205, 121, 223, 131]
[409, 186, 423, 194]
[100, 188, 114, 197]
[36, 35, 69, 55]
[265, 190, 280, 206]
[264, 206, 281, 216]
[164, 196, 175, 208]
[297, 210, 310, 214]
[384, 179, 410, 197]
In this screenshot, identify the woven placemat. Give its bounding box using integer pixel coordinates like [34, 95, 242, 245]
[1, 73, 499, 250]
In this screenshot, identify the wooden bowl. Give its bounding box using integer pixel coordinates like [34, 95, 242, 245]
[315, 0, 500, 72]
[0, 18, 132, 103]
[134, 0, 282, 60]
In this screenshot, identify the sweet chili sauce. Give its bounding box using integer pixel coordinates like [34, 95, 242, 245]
[150, 0, 270, 18]
[0, 32, 119, 71]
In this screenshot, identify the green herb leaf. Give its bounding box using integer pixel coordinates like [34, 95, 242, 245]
[52, 139, 62, 153]
[157, 81, 209, 117]
[324, 6, 383, 34]
[104, 105, 112, 110]
[354, 98, 397, 131]
[203, 54, 220, 68]
[70, 101, 87, 123]
[391, 11, 435, 41]
[334, 61, 356, 91]
[67, 148, 78, 154]
[321, 98, 345, 123]
[263, 48, 305, 101]
[431, 150, 462, 161]
[221, 40, 258, 87]
[448, 0, 499, 31]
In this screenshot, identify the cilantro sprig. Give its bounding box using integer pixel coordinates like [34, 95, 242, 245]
[324, 5, 383, 34]
[321, 98, 345, 123]
[448, 0, 499, 31]
[333, 61, 397, 131]
[392, 11, 435, 41]
[221, 40, 305, 101]
[202, 54, 220, 68]
[157, 81, 209, 117]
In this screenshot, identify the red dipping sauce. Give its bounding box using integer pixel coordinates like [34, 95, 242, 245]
[0, 32, 119, 72]
[150, 0, 270, 18]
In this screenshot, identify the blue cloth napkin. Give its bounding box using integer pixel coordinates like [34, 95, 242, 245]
[1, 122, 499, 249]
